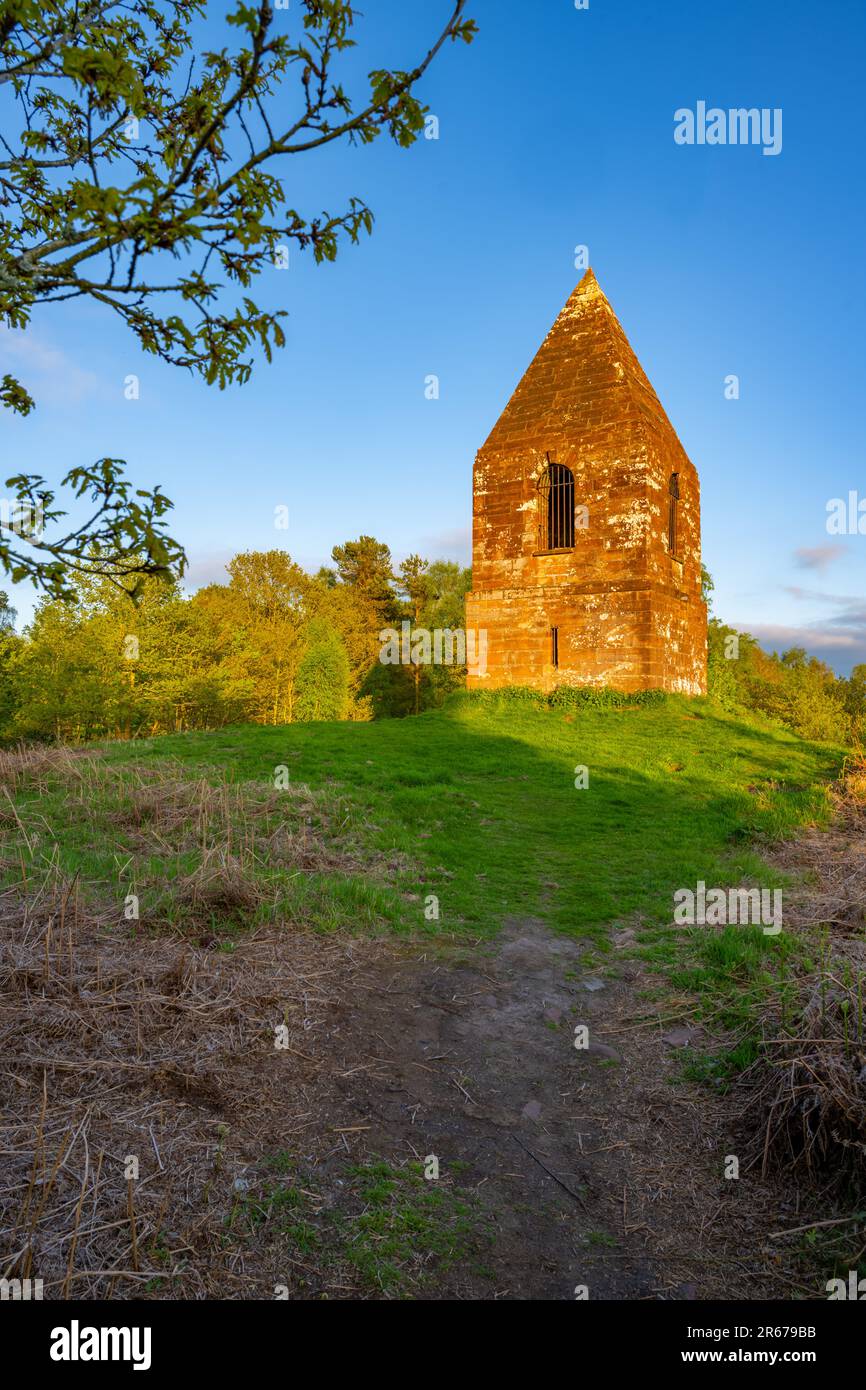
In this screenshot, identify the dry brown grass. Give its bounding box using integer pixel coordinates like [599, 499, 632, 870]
[0, 744, 409, 942]
[0, 744, 95, 792]
[0, 742, 408, 1297]
[174, 847, 265, 929]
[0, 861, 389, 1299]
[739, 773, 866, 1196]
[4, 739, 862, 1301]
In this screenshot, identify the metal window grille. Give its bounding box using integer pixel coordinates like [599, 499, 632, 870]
[537, 456, 575, 550]
[668, 473, 680, 557]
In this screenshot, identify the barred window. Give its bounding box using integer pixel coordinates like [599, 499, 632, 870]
[668, 472, 680, 557]
[537, 456, 575, 551]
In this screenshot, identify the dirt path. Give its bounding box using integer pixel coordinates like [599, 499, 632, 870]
[313, 917, 807, 1301]
[2, 897, 824, 1301]
[5, 751, 860, 1301]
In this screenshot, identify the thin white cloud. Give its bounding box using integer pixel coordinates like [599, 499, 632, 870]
[782, 584, 861, 605]
[744, 599, 866, 672]
[0, 327, 100, 406]
[418, 526, 471, 563]
[748, 622, 863, 652]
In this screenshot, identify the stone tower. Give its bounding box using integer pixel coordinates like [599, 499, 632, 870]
[465, 269, 707, 695]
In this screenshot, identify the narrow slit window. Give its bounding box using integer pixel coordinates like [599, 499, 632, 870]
[668, 472, 680, 557]
[537, 456, 575, 550]
[551, 626, 560, 668]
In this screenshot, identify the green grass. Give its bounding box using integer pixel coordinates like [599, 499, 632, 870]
[4, 692, 842, 946]
[230, 1156, 488, 1297]
[793, 1218, 866, 1290]
[102, 692, 840, 937]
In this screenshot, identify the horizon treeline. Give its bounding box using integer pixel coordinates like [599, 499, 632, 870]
[0, 537, 471, 742]
[0, 542, 863, 747]
[707, 618, 865, 746]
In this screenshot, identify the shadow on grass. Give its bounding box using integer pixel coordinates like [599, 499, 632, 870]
[94, 697, 842, 941]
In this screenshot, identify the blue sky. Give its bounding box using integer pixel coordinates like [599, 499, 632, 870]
[2, 0, 865, 670]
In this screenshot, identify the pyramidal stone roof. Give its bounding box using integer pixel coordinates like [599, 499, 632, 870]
[481, 269, 687, 461]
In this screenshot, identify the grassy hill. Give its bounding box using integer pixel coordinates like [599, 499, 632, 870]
[6, 692, 842, 946]
[3, 693, 860, 1301]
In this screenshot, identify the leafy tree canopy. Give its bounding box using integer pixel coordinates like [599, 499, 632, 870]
[0, 1, 475, 597]
[0, 0, 475, 398]
[331, 533, 395, 612]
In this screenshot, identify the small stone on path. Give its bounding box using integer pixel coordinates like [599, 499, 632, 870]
[662, 1026, 702, 1048]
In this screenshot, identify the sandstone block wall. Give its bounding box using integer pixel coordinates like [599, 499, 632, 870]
[465, 269, 707, 696]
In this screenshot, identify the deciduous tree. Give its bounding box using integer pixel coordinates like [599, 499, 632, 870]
[0, 0, 475, 593]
